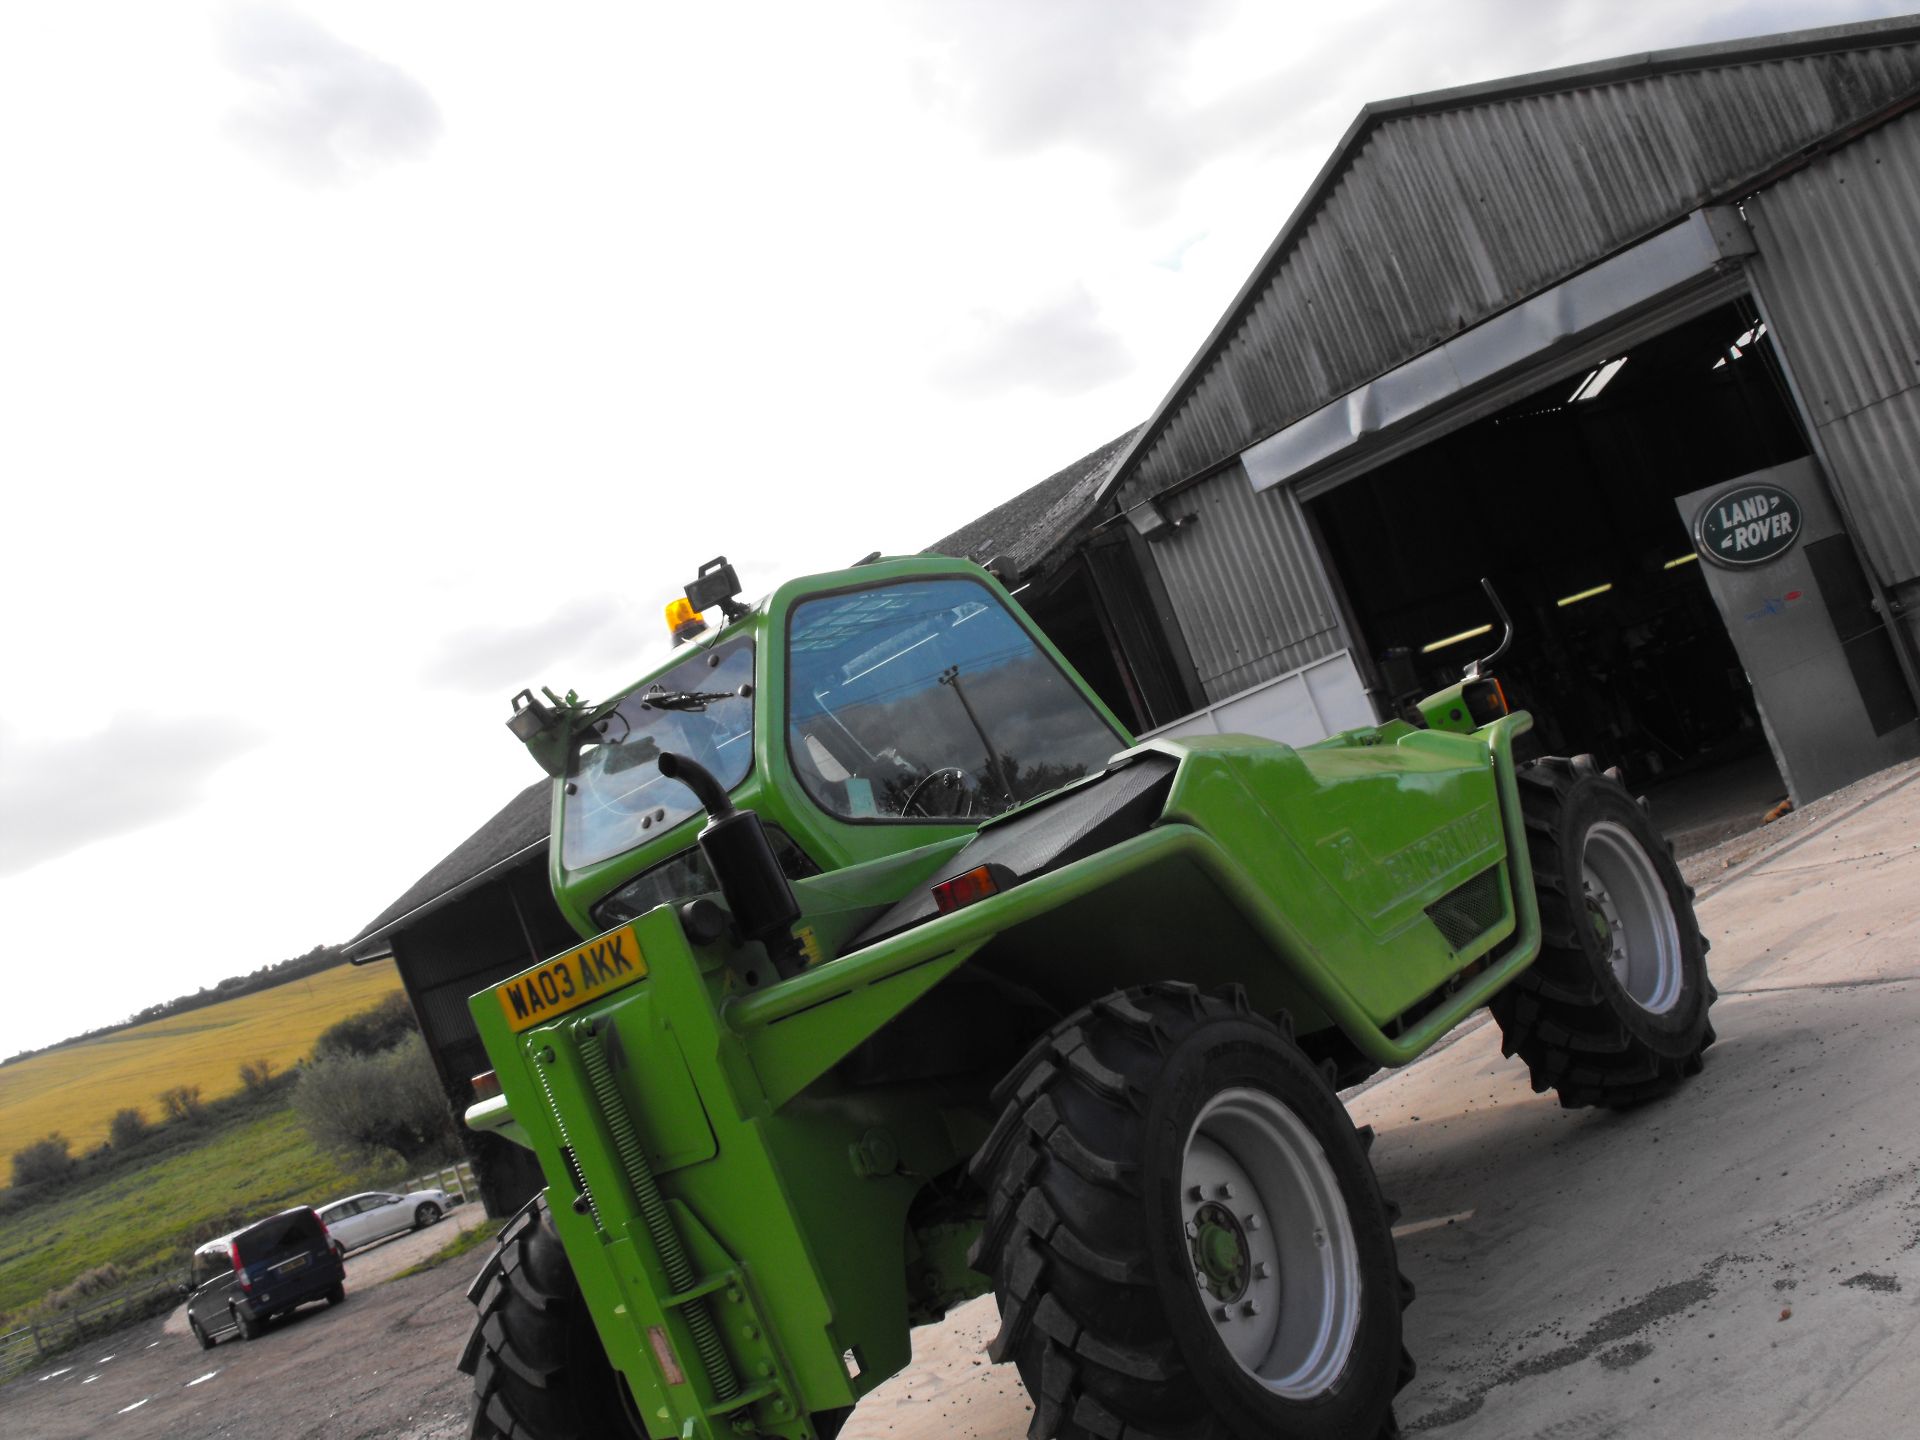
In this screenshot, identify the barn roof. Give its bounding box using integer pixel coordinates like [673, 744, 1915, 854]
[347, 780, 549, 955]
[926, 427, 1140, 586]
[1101, 15, 1920, 511]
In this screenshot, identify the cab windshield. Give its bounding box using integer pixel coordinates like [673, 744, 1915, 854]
[562, 641, 755, 869]
[786, 578, 1124, 821]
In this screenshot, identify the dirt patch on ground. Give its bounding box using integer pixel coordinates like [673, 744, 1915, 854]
[1841, 1271, 1902, 1294]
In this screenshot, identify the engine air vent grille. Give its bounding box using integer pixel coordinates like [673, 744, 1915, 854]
[1425, 865, 1504, 952]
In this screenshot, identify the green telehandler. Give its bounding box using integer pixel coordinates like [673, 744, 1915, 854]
[456, 554, 1714, 1440]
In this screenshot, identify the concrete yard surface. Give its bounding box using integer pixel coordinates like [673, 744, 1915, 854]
[844, 763, 1920, 1440]
[1361, 959, 1920, 1435]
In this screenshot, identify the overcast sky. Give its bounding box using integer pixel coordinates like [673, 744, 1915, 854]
[0, 0, 1902, 1061]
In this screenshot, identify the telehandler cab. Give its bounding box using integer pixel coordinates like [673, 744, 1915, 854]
[457, 555, 1714, 1440]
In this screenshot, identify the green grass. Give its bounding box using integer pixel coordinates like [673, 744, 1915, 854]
[393, 1218, 502, 1280]
[0, 1102, 393, 1323]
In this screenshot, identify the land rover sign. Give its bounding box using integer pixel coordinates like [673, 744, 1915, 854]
[1696, 482, 1803, 568]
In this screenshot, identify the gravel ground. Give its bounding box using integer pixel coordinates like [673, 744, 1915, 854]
[1, 1209, 489, 1440]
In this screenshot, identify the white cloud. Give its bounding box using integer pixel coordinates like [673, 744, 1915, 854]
[932, 285, 1133, 398]
[904, 0, 1288, 224]
[420, 595, 665, 696]
[0, 716, 264, 877]
[217, 2, 442, 185]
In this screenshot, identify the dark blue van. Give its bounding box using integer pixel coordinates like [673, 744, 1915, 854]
[184, 1207, 346, 1347]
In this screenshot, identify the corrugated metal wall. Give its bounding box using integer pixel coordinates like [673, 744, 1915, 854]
[1114, 36, 1920, 510]
[1083, 537, 1203, 728]
[1747, 107, 1920, 589]
[1148, 465, 1343, 701]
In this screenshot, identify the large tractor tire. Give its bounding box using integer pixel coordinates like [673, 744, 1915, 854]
[1492, 755, 1717, 1108]
[459, 1193, 852, 1440]
[459, 1193, 647, 1440]
[970, 983, 1412, 1440]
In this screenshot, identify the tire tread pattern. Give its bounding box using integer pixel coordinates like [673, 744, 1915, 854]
[1492, 757, 1717, 1109]
[457, 1192, 640, 1440]
[969, 982, 1408, 1440]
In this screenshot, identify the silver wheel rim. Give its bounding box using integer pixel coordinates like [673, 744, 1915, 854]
[1179, 1087, 1361, 1398]
[1581, 820, 1683, 1014]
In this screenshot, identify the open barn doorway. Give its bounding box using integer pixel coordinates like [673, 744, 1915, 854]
[1311, 299, 1803, 848]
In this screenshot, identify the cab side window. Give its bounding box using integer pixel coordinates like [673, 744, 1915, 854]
[787, 578, 1123, 822]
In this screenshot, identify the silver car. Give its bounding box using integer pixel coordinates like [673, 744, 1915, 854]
[316, 1187, 452, 1254]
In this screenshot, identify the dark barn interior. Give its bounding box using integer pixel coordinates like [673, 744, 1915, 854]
[1313, 301, 1806, 792]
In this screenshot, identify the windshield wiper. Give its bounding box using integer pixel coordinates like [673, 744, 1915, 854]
[639, 682, 753, 713]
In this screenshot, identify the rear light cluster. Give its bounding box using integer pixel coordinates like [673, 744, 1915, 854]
[229, 1240, 251, 1290]
[931, 863, 1016, 915]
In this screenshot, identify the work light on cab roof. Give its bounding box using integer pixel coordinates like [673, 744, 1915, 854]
[668, 556, 749, 644]
[502, 556, 755, 776]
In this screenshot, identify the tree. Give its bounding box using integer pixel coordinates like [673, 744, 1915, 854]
[238, 1057, 277, 1093]
[292, 1032, 458, 1165]
[313, 991, 419, 1061]
[158, 1084, 205, 1124]
[108, 1107, 149, 1148]
[11, 1133, 75, 1189]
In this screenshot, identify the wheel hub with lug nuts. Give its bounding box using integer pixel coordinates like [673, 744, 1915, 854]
[1179, 1088, 1361, 1398]
[1581, 820, 1682, 1014]
[1189, 1200, 1257, 1303]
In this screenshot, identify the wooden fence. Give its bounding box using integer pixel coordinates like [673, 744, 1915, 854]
[395, 1158, 476, 1207]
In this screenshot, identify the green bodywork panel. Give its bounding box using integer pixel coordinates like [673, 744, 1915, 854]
[467, 554, 1542, 1439]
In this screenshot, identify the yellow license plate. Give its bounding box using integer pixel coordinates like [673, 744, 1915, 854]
[496, 925, 648, 1034]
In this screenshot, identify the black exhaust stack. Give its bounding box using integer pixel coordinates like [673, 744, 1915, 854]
[656, 752, 804, 977]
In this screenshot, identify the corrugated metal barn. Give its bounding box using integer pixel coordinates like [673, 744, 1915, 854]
[354, 17, 1920, 1212]
[1059, 15, 1920, 806]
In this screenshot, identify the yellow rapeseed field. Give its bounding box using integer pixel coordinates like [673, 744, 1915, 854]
[0, 962, 405, 1179]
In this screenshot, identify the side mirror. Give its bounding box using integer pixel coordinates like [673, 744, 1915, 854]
[178, 1281, 194, 1296]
